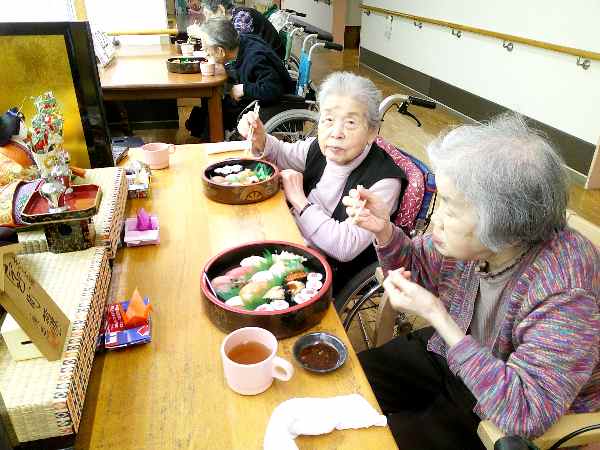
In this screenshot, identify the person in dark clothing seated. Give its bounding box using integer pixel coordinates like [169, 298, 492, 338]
[201, 0, 285, 60]
[185, 17, 295, 140]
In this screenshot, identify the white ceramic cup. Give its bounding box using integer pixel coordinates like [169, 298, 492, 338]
[180, 43, 194, 56]
[221, 327, 294, 395]
[141, 142, 175, 170]
[200, 61, 215, 76]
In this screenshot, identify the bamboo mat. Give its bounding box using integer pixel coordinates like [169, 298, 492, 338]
[18, 167, 127, 258]
[0, 247, 110, 443]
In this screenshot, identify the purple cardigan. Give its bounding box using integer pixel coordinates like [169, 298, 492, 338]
[376, 226, 600, 437]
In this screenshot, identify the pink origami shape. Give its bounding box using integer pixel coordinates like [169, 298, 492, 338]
[124, 213, 159, 247]
[136, 208, 152, 231]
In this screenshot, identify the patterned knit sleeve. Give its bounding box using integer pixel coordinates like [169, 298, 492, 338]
[374, 226, 443, 295]
[232, 10, 254, 34]
[447, 289, 600, 437]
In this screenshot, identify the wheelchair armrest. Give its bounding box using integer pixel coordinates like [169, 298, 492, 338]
[280, 94, 308, 104]
[375, 266, 384, 283]
[373, 267, 395, 347]
[478, 413, 600, 450]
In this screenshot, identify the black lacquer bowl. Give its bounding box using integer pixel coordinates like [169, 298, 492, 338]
[201, 241, 333, 339]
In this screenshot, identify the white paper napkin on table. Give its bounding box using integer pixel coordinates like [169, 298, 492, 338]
[263, 394, 387, 450]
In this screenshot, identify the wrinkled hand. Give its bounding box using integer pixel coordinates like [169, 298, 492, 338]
[231, 84, 244, 101]
[383, 268, 445, 323]
[237, 111, 266, 155]
[280, 169, 308, 212]
[342, 185, 391, 235]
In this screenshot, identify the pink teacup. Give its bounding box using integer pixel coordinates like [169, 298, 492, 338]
[200, 61, 215, 76]
[141, 143, 175, 170]
[221, 327, 294, 395]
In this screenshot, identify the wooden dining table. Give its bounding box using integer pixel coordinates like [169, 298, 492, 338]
[98, 45, 228, 142]
[74, 144, 397, 450]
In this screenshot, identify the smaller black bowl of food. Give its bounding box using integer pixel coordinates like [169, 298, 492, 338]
[293, 332, 348, 373]
[166, 57, 207, 74]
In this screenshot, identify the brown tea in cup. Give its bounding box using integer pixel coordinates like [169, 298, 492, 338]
[227, 341, 271, 365]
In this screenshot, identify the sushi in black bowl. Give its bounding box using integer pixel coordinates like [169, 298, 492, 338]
[201, 240, 333, 339]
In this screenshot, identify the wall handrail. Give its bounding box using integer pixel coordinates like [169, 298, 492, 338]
[360, 4, 600, 62]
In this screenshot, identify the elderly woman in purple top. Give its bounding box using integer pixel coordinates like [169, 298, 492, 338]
[343, 114, 600, 450]
[201, 0, 284, 59]
[238, 72, 407, 292]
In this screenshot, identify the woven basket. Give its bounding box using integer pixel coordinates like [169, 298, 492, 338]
[0, 247, 110, 443]
[18, 167, 127, 258]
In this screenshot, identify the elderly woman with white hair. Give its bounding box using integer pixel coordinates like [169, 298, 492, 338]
[186, 17, 294, 139]
[343, 114, 600, 449]
[238, 72, 407, 292]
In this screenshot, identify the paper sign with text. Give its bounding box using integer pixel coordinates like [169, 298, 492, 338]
[0, 253, 69, 361]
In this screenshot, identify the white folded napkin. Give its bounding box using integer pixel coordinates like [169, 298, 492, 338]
[264, 394, 387, 450]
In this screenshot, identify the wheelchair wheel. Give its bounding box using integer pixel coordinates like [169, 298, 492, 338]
[334, 262, 384, 352]
[263, 109, 319, 143]
[335, 262, 417, 352]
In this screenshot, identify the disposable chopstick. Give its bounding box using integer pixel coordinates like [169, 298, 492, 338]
[246, 102, 260, 156]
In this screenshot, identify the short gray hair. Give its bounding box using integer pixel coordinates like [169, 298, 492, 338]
[318, 72, 382, 130]
[428, 113, 568, 251]
[201, 0, 234, 14]
[199, 17, 239, 50]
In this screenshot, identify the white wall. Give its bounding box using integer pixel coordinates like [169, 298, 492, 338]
[346, 0, 362, 27]
[282, 0, 332, 33]
[84, 0, 168, 45]
[2, 0, 75, 21]
[361, 0, 600, 145]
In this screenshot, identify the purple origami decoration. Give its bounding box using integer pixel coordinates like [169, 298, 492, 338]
[136, 208, 153, 231]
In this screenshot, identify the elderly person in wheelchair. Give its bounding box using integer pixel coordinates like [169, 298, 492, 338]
[343, 114, 600, 450]
[238, 72, 407, 293]
[200, 0, 285, 59]
[185, 17, 295, 139]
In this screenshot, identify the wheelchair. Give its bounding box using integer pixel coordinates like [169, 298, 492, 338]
[332, 94, 438, 353]
[229, 30, 341, 143]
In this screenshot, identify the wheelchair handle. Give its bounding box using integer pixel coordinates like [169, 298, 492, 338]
[408, 96, 436, 109]
[282, 9, 307, 17]
[324, 42, 343, 51]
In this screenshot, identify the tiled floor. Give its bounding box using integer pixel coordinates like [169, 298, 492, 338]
[133, 48, 600, 226]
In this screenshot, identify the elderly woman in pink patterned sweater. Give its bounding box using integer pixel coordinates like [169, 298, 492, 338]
[344, 114, 600, 450]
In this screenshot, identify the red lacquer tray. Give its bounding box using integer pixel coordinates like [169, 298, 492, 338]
[21, 184, 103, 224]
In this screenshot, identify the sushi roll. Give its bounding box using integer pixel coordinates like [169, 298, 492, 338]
[293, 292, 313, 304]
[307, 272, 323, 282]
[286, 280, 305, 295]
[225, 266, 254, 284]
[273, 251, 306, 263]
[250, 270, 275, 283]
[225, 296, 244, 307]
[211, 175, 227, 184]
[270, 300, 290, 310]
[254, 303, 275, 312]
[239, 281, 270, 305]
[300, 288, 317, 299]
[240, 255, 267, 268]
[263, 286, 285, 301]
[285, 271, 307, 282]
[306, 279, 323, 291]
[269, 261, 287, 277]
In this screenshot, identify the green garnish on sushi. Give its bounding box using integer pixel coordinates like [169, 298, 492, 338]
[255, 163, 272, 181]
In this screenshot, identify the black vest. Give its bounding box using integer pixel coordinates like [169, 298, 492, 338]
[232, 7, 285, 60]
[303, 139, 407, 293]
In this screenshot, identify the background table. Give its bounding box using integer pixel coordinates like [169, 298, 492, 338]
[99, 45, 228, 142]
[74, 145, 397, 450]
